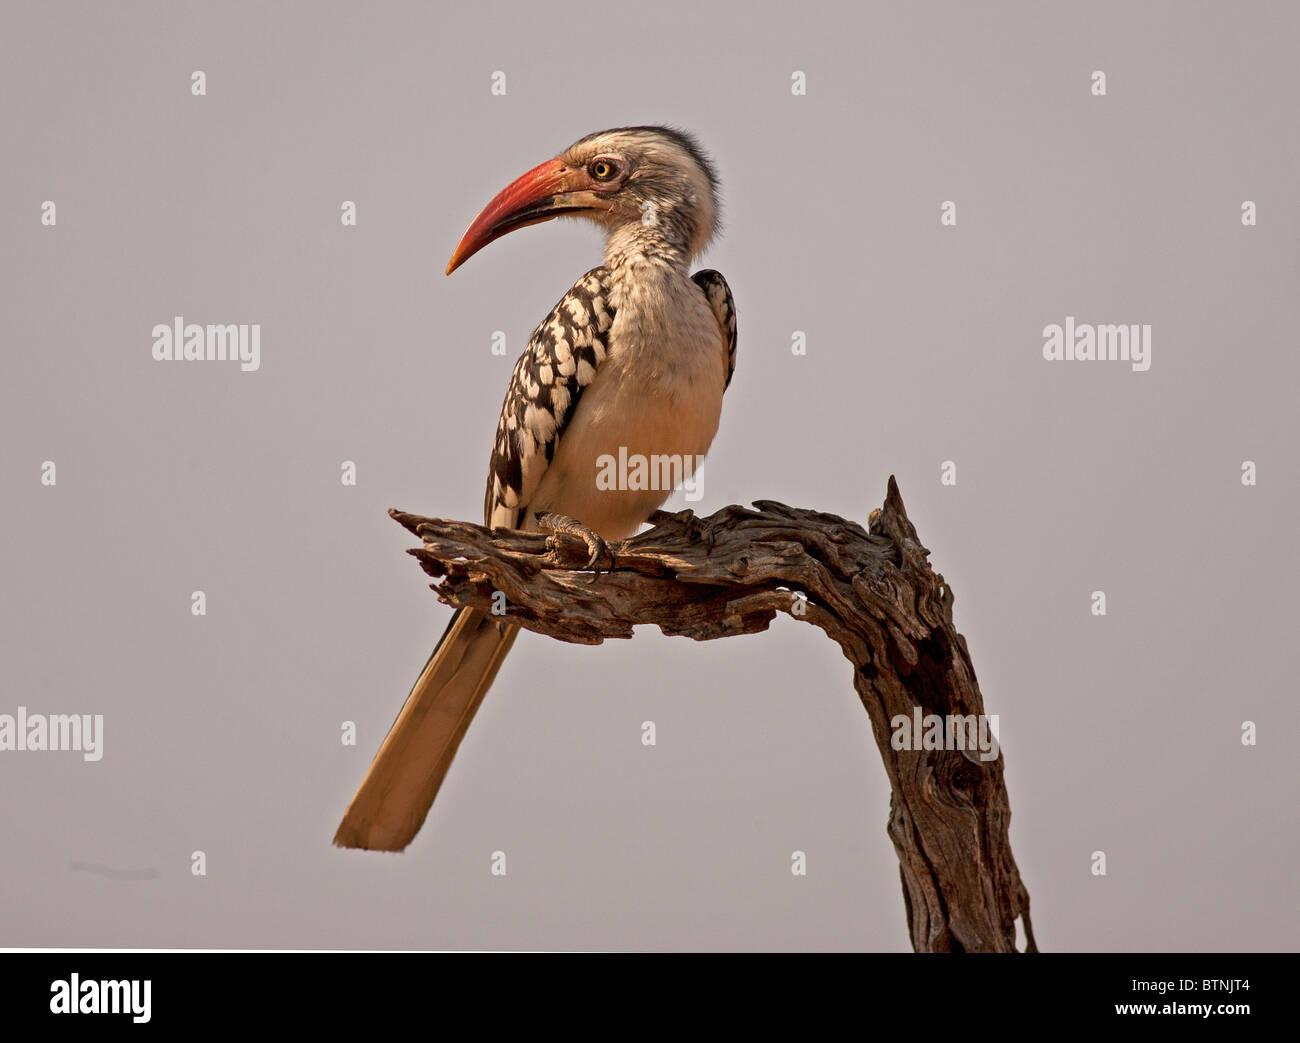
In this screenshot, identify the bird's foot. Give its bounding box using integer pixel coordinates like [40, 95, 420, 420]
[536, 512, 613, 579]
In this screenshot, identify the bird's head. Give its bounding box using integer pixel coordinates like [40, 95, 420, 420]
[446, 125, 719, 275]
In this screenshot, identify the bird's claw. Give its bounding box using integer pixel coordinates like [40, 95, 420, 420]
[536, 512, 613, 581]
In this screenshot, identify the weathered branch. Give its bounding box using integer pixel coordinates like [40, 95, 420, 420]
[390, 476, 1035, 953]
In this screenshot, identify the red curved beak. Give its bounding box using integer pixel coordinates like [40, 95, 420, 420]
[446, 158, 585, 275]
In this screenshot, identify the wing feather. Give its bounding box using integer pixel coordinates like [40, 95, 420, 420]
[484, 268, 616, 528]
[691, 269, 737, 390]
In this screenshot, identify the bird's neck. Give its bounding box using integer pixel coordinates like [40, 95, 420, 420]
[601, 222, 717, 376]
[603, 221, 693, 277]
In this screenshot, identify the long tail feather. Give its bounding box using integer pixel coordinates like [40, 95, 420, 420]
[334, 608, 519, 851]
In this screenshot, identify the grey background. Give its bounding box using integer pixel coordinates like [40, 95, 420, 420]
[1, 0, 1296, 951]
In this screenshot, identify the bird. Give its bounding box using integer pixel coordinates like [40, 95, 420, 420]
[334, 126, 737, 852]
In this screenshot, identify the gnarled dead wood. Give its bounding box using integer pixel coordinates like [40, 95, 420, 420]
[390, 476, 1036, 953]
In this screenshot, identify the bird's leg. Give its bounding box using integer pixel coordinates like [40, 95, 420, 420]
[535, 512, 613, 577]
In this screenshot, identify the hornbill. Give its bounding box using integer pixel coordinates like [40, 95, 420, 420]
[334, 126, 737, 851]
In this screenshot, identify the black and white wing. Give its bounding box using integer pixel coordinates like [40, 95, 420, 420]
[692, 269, 737, 390]
[484, 267, 616, 529]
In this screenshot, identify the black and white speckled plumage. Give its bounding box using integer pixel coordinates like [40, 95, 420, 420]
[691, 270, 737, 389]
[484, 268, 615, 529]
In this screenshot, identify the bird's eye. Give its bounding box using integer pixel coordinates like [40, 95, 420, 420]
[588, 158, 621, 182]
